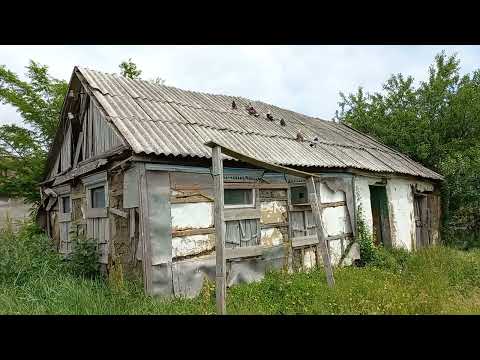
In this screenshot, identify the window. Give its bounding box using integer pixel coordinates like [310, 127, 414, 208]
[291, 186, 309, 205]
[61, 196, 71, 213]
[91, 186, 106, 208]
[224, 189, 255, 208]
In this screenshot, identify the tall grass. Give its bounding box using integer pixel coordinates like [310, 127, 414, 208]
[1, 222, 480, 314]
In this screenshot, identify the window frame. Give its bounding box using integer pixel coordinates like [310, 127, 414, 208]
[290, 185, 309, 206]
[60, 195, 71, 214]
[54, 184, 72, 223]
[82, 171, 108, 218]
[224, 188, 256, 209]
[90, 185, 106, 209]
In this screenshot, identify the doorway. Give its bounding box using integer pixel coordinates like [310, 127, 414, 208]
[369, 185, 391, 247]
[414, 194, 429, 248]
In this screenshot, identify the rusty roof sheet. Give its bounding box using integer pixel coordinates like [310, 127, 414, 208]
[76, 67, 443, 180]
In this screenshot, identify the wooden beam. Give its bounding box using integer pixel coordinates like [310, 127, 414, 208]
[212, 145, 226, 315]
[172, 228, 215, 237]
[204, 141, 320, 179]
[109, 207, 128, 218]
[306, 177, 335, 287]
[73, 131, 83, 168]
[138, 163, 153, 295]
[225, 245, 266, 260]
[224, 208, 261, 221]
[292, 233, 354, 247]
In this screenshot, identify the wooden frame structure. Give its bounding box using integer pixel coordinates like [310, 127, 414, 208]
[205, 141, 335, 315]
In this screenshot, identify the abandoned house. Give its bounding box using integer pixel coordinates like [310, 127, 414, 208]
[37, 67, 443, 297]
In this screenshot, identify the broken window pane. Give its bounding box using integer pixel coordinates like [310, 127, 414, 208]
[291, 186, 308, 205]
[224, 189, 254, 207]
[91, 186, 106, 208]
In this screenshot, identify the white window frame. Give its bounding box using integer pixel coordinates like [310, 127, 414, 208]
[224, 188, 256, 209]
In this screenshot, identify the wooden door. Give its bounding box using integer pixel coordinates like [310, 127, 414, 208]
[414, 194, 429, 249]
[369, 185, 391, 247]
[58, 195, 72, 255]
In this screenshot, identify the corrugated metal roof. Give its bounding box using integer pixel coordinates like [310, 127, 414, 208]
[76, 67, 443, 180]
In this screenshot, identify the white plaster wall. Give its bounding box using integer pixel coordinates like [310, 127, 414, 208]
[319, 182, 344, 203]
[354, 176, 375, 235]
[386, 178, 415, 251]
[329, 239, 343, 265]
[303, 248, 317, 269]
[260, 201, 287, 224]
[260, 227, 284, 246]
[171, 202, 213, 230]
[322, 206, 351, 236]
[172, 234, 215, 258]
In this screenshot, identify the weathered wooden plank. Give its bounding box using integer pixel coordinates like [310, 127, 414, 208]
[205, 141, 321, 179]
[291, 233, 353, 248]
[306, 177, 335, 287]
[138, 163, 153, 294]
[260, 222, 289, 229]
[320, 201, 346, 208]
[172, 228, 215, 237]
[86, 208, 108, 218]
[109, 207, 128, 218]
[225, 245, 265, 259]
[129, 208, 136, 262]
[73, 131, 83, 168]
[224, 208, 261, 221]
[58, 213, 72, 223]
[170, 195, 213, 204]
[52, 158, 108, 186]
[212, 146, 226, 315]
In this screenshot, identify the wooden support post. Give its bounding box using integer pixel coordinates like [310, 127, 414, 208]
[306, 176, 335, 287]
[212, 146, 226, 314]
[138, 163, 152, 295]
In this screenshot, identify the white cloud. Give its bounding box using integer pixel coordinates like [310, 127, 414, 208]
[1, 45, 479, 126]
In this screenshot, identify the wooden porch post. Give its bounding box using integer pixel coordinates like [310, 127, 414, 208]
[306, 176, 335, 287]
[212, 146, 227, 314]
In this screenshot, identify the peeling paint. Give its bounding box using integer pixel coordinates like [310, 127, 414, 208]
[303, 248, 316, 269]
[328, 239, 343, 265]
[171, 202, 213, 230]
[319, 182, 344, 203]
[322, 206, 351, 236]
[172, 233, 216, 258]
[354, 176, 376, 235]
[260, 227, 284, 246]
[260, 200, 287, 224]
[386, 179, 416, 251]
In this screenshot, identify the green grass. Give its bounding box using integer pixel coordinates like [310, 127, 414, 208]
[1, 222, 480, 315]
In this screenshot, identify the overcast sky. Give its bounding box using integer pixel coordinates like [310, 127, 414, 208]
[1, 45, 479, 126]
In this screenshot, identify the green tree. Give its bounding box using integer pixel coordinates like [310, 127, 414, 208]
[119, 58, 142, 80]
[1, 59, 164, 205]
[336, 51, 480, 240]
[0, 61, 68, 203]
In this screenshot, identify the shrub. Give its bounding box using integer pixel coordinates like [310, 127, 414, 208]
[355, 205, 377, 265]
[66, 235, 101, 279]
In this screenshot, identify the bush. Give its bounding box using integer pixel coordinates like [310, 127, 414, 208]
[66, 235, 101, 279]
[2, 222, 480, 314]
[0, 221, 63, 286]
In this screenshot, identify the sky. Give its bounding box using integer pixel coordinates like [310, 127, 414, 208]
[1, 45, 479, 126]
